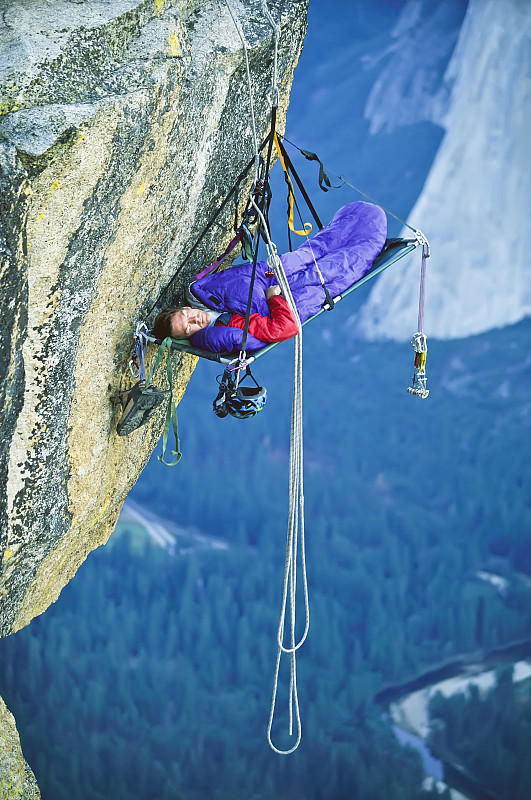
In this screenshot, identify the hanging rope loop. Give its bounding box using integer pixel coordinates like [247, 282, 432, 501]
[265, 249, 309, 756]
[224, 0, 308, 755]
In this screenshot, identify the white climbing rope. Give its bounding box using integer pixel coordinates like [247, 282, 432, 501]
[226, 0, 309, 756]
[266, 251, 308, 755]
[261, 0, 280, 107]
[224, 0, 260, 179]
[248, 195, 309, 755]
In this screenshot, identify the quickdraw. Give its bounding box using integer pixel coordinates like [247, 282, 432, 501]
[407, 331, 429, 399]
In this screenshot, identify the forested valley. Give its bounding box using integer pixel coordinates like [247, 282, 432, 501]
[428, 666, 531, 800]
[0, 318, 529, 800]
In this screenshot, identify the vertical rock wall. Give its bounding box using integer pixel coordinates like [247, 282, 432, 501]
[0, 0, 307, 635]
[0, 1, 308, 790]
[354, 0, 530, 340]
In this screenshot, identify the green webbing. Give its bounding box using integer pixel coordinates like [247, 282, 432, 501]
[144, 337, 182, 466]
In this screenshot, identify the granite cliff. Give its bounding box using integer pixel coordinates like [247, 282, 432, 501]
[0, 0, 308, 790]
[355, 0, 530, 340]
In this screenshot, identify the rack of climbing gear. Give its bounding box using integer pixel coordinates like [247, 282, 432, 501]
[212, 361, 267, 419]
[113, 322, 181, 464]
[112, 323, 169, 436]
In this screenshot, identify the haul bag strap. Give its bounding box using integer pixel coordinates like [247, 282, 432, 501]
[273, 133, 312, 236]
[144, 336, 182, 466]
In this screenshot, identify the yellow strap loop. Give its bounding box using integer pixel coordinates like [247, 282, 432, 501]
[274, 133, 312, 237]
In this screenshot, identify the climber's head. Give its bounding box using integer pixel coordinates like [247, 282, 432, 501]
[153, 306, 211, 339]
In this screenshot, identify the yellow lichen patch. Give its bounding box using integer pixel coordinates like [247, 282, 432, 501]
[168, 32, 180, 57]
[50, 179, 60, 193]
[3, 551, 12, 561]
[155, 0, 165, 13]
[136, 182, 146, 195]
[0, 694, 40, 798]
[37, 214, 44, 221]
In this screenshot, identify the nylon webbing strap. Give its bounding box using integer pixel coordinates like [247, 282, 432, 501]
[417, 242, 428, 334]
[275, 135, 324, 230]
[240, 108, 277, 356]
[274, 135, 335, 311]
[144, 337, 182, 466]
[299, 147, 344, 193]
[273, 134, 311, 236]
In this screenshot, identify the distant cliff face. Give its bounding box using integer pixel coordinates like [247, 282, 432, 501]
[355, 0, 531, 341]
[0, 0, 307, 644]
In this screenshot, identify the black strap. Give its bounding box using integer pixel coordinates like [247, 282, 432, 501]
[275, 136, 324, 230]
[299, 148, 345, 193]
[146, 132, 271, 318]
[240, 107, 277, 354]
[276, 135, 334, 310]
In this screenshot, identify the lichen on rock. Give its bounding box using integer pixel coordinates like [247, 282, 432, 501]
[0, 0, 308, 789]
[0, 696, 40, 799]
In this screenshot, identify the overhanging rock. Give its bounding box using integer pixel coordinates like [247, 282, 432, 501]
[0, 0, 308, 640]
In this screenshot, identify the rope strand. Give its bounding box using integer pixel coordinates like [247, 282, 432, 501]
[226, 1, 309, 756]
[224, 0, 260, 179]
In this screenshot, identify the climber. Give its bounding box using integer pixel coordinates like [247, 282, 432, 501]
[153, 201, 387, 353]
[153, 284, 298, 344]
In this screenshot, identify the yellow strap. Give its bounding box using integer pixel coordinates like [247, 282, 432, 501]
[274, 133, 312, 237]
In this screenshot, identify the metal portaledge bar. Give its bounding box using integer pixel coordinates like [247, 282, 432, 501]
[144, 337, 238, 364]
[248, 240, 418, 360]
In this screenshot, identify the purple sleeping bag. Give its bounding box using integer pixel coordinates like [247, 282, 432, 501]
[189, 201, 387, 352]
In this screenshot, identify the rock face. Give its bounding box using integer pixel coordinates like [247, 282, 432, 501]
[355, 0, 531, 341]
[0, 0, 307, 633]
[0, 696, 40, 799]
[0, 0, 307, 785]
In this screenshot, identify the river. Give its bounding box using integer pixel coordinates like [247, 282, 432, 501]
[376, 640, 531, 800]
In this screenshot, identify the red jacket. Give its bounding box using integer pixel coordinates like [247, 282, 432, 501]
[218, 295, 298, 343]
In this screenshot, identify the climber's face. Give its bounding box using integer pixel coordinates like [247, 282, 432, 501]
[170, 307, 211, 338]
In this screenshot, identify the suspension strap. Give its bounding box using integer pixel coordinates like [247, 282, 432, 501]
[273, 134, 334, 310]
[415, 232, 429, 334]
[273, 134, 312, 236]
[407, 234, 430, 399]
[298, 147, 345, 193]
[280, 134, 426, 237]
[144, 337, 182, 465]
[193, 230, 243, 282]
[239, 107, 277, 358]
[275, 135, 324, 230]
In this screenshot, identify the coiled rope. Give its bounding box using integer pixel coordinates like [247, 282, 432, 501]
[225, 1, 309, 754]
[250, 197, 309, 755]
